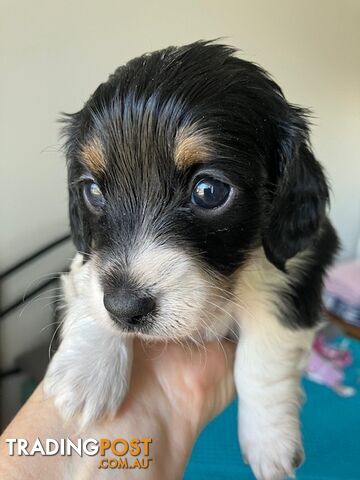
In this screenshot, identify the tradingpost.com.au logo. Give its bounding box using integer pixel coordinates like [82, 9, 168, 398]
[5, 437, 153, 470]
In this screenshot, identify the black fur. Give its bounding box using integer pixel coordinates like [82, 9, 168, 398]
[277, 219, 339, 328]
[62, 40, 339, 329]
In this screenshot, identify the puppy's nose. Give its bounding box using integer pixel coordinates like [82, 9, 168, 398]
[103, 289, 156, 326]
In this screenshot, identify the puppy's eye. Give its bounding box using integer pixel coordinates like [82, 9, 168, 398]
[191, 177, 230, 209]
[83, 181, 105, 212]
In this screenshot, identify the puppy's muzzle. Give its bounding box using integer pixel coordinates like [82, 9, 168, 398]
[103, 288, 156, 328]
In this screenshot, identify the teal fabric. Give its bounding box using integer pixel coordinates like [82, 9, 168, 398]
[185, 338, 360, 480]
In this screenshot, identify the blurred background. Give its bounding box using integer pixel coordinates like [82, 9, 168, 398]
[1, 0, 359, 471]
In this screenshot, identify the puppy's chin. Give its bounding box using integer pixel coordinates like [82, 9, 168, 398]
[105, 326, 190, 341]
[102, 313, 167, 340]
[104, 317, 232, 343]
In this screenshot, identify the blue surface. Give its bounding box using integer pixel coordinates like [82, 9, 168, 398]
[185, 339, 360, 480]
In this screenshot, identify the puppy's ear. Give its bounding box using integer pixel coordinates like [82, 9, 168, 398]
[62, 112, 92, 254]
[262, 107, 329, 271]
[68, 178, 92, 254]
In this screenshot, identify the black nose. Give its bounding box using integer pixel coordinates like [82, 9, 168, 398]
[103, 289, 156, 326]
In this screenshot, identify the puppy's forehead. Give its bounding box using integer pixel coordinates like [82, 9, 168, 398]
[79, 118, 213, 176]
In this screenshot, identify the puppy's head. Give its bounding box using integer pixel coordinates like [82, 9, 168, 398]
[63, 41, 329, 338]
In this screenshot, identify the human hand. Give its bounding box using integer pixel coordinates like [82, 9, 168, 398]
[0, 338, 236, 479]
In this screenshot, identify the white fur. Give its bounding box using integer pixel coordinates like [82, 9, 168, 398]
[44, 244, 231, 429]
[233, 251, 315, 480]
[44, 249, 315, 479]
[94, 238, 234, 339]
[44, 254, 133, 429]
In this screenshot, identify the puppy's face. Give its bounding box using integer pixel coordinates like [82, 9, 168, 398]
[64, 42, 328, 338]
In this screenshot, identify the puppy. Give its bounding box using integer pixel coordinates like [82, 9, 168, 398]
[44, 41, 339, 480]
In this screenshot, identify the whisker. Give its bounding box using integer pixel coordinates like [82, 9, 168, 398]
[22, 272, 65, 300]
[48, 320, 65, 359]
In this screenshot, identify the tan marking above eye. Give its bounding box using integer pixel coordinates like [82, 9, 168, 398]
[81, 137, 106, 174]
[174, 126, 212, 169]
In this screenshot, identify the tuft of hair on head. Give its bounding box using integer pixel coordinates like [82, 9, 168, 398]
[174, 125, 213, 169]
[80, 137, 106, 175]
